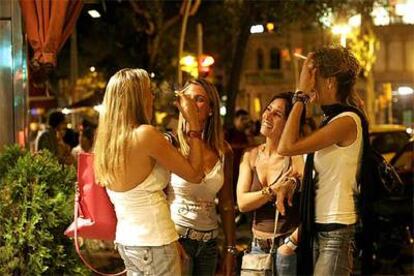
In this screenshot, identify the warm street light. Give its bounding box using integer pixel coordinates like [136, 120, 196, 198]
[180, 55, 198, 77]
[348, 14, 361, 28]
[397, 86, 414, 96]
[62, 108, 71, 115]
[266, 22, 275, 32]
[332, 24, 351, 47]
[88, 10, 101, 18]
[200, 55, 214, 67]
[180, 55, 197, 67]
[250, 25, 264, 34]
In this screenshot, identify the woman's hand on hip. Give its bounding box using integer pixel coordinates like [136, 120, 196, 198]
[277, 244, 295, 256]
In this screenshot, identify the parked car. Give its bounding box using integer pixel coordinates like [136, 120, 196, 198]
[369, 125, 411, 162]
[391, 137, 413, 190]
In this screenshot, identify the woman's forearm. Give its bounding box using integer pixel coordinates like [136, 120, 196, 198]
[219, 203, 236, 246]
[238, 191, 271, 213]
[278, 102, 304, 155]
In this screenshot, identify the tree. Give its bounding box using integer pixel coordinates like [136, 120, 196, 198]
[202, 0, 380, 127]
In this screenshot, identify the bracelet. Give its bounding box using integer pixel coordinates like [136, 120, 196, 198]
[187, 130, 202, 139]
[292, 91, 310, 105]
[226, 245, 237, 255]
[261, 186, 275, 200]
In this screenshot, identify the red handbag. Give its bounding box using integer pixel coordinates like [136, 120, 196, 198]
[65, 152, 125, 275]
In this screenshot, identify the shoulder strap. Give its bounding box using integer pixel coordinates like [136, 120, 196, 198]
[73, 184, 126, 276]
[269, 156, 290, 253]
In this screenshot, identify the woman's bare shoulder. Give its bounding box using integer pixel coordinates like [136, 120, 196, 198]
[241, 145, 261, 165]
[132, 125, 164, 145]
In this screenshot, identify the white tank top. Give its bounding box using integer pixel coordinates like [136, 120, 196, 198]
[314, 112, 363, 224]
[168, 159, 224, 231]
[107, 162, 178, 246]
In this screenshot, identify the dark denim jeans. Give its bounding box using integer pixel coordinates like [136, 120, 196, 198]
[250, 238, 297, 276]
[179, 237, 218, 276]
[313, 225, 356, 276]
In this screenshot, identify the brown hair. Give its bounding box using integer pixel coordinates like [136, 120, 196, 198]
[313, 46, 362, 108]
[263, 92, 305, 131]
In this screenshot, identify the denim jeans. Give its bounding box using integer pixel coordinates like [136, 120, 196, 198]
[116, 242, 181, 276]
[179, 237, 218, 276]
[313, 225, 356, 276]
[250, 238, 297, 276]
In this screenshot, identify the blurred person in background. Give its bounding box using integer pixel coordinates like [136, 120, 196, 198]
[71, 126, 96, 160]
[225, 109, 252, 203]
[35, 110, 73, 165]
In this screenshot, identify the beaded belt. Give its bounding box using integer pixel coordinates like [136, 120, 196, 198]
[175, 225, 219, 242]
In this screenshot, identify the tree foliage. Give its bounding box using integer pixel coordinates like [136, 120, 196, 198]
[0, 146, 88, 275]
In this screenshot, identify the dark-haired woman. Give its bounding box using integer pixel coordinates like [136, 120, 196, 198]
[278, 46, 364, 275]
[237, 92, 304, 276]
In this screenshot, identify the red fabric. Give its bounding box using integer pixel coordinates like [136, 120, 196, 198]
[19, 0, 83, 67]
[65, 153, 117, 241]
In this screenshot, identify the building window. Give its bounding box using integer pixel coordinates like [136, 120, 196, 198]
[257, 48, 264, 70]
[270, 48, 281, 70]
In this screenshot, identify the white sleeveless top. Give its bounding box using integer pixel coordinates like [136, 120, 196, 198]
[314, 112, 363, 224]
[168, 159, 224, 231]
[107, 162, 178, 246]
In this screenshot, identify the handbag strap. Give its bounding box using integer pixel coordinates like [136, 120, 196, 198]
[269, 157, 291, 254]
[73, 183, 126, 276]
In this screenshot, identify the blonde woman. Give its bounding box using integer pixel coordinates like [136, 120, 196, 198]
[168, 79, 236, 276]
[94, 68, 204, 276]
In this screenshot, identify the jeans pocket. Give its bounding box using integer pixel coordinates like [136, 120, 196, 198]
[121, 246, 153, 275]
[276, 252, 297, 276]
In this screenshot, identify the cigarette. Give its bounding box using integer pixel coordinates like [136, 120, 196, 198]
[294, 53, 307, 60]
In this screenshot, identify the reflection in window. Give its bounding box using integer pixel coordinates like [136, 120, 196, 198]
[270, 48, 281, 70]
[257, 48, 264, 70]
[393, 150, 413, 172]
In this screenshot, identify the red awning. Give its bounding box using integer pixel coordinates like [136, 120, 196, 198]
[19, 0, 83, 67]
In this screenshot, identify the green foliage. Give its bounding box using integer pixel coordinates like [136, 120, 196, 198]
[0, 145, 25, 182]
[0, 146, 88, 275]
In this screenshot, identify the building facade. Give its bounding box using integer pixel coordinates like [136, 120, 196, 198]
[239, 23, 414, 126]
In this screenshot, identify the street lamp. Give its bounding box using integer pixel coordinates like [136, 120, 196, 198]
[88, 10, 101, 18]
[180, 54, 198, 78]
[332, 24, 351, 47]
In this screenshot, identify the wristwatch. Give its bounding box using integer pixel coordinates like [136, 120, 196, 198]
[292, 91, 310, 105]
[284, 236, 298, 251]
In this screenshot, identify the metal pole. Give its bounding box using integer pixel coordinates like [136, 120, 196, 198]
[178, 0, 192, 87]
[70, 27, 78, 127]
[197, 23, 203, 75]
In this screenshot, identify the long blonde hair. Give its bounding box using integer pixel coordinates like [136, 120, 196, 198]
[177, 79, 224, 158]
[94, 68, 151, 186]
